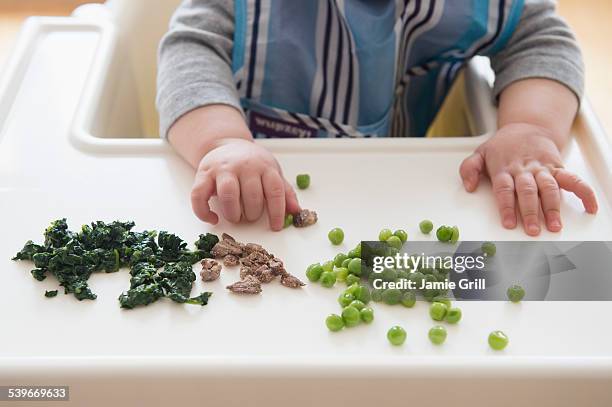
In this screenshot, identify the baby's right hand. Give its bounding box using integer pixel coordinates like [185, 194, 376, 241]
[191, 138, 301, 231]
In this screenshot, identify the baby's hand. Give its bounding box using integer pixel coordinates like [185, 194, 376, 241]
[459, 123, 598, 235]
[191, 138, 300, 231]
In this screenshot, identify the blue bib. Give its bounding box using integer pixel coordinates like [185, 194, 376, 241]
[232, 0, 524, 138]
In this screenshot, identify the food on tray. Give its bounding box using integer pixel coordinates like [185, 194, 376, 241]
[200, 258, 222, 281]
[428, 325, 447, 345]
[488, 330, 509, 350]
[419, 220, 434, 234]
[12, 219, 216, 309]
[296, 174, 311, 190]
[387, 326, 407, 346]
[328, 227, 344, 245]
[209, 233, 305, 294]
[292, 209, 318, 227]
[325, 314, 344, 332]
[444, 307, 462, 324]
[506, 284, 525, 303]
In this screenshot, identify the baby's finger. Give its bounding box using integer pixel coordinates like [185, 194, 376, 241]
[216, 172, 242, 223]
[515, 172, 541, 236]
[492, 172, 517, 229]
[262, 170, 286, 231]
[459, 151, 485, 192]
[240, 174, 264, 222]
[535, 171, 562, 232]
[553, 169, 599, 214]
[284, 179, 301, 215]
[191, 172, 219, 224]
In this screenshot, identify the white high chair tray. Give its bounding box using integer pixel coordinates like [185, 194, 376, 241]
[0, 13, 611, 407]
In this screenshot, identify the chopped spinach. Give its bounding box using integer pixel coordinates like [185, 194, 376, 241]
[13, 219, 216, 310]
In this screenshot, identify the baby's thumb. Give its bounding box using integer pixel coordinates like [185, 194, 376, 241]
[459, 151, 484, 192]
[284, 180, 301, 215]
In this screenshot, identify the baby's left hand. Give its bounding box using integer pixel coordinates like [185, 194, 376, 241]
[459, 123, 598, 236]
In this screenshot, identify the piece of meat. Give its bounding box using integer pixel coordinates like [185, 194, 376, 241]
[268, 257, 285, 276]
[227, 275, 262, 294]
[200, 258, 222, 282]
[211, 235, 244, 258]
[241, 250, 271, 269]
[223, 254, 240, 267]
[255, 265, 276, 283]
[243, 242, 268, 257]
[293, 209, 318, 227]
[280, 273, 306, 288]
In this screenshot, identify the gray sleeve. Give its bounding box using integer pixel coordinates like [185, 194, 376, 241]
[156, 0, 241, 139]
[490, 0, 584, 102]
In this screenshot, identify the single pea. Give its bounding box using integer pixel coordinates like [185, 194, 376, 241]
[381, 268, 398, 282]
[345, 274, 361, 286]
[342, 306, 361, 327]
[322, 260, 334, 273]
[507, 285, 525, 303]
[320, 271, 337, 288]
[349, 300, 366, 311]
[386, 235, 403, 250]
[400, 291, 416, 308]
[334, 253, 348, 267]
[436, 226, 452, 242]
[419, 220, 434, 234]
[445, 307, 462, 324]
[326, 314, 344, 332]
[379, 228, 393, 241]
[338, 292, 355, 307]
[488, 330, 509, 350]
[360, 307, 374, 323]
[352, 243, 362, 258]
[348, 258, 362, 276]
[409, 271, 425, 287]
[382, 288, 402, 305]
[341, 258, 351, 268]
[354, 285, 371, 304]
[428, 325, 447, 345]
[393, 229, 408, 243]
[387, 326, 407, 346]
[283, 214, 294, 228]
[296, 174, 311, 189]
[449, 226, 460, 244]
[328, 228, 345, 245]
[345, 283, 360, 296]
[334, 267, 349, 282]
[371, 288, 384, 302]
[429, 302, 448, 321]
[482, 241, 496, 257]
[305, 263, 324, 282]
[432, 296, 451, 308]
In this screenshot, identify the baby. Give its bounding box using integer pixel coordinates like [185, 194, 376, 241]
[157, 0, 598, 234]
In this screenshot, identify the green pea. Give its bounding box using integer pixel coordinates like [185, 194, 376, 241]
[338, 292, 355, 307]
[381, 268, 397, 282]
[445, 307, 462, 324]
[393, 229, 408, 243]
[379, 228, 393, 241]
[387, 326, 407, 346]
[345, 283, 360, 296]
[400, 291, 416, 308]
[360, 307, 374, 323]
[354, 285, 371, 304]
[322, 261, 334, 273]
[305, 263, 324, 282]
[507, 285, 525, 302]
[326, 314, 344, 332]
[488, 330, 509, 350]
[397, 270, 410, 280]
[283, 214, 294, 228]
[449, 226, 460, 244]
[342, 306, 361, 327]
[348, 258, 362, 276]
[428, 325, 447, 345]
[334, 267, 349, 282]
[382, 288, 402, 305]
[334, 253, 348, 267]
[328, 228, 345, 245]
[341, 258, 351, 268]
[345, 274, 361, 286]
[349, 300, 366, 311]
[436, 226, 452, 242]
[386, 235, 403, 250]
[482, 241, 496, 257]
[371, 288, 384, 302]
[296, 174, 310, 189]
[320, 271, 336, 288]
[419, 220, 434, 234]
[352, 243, 362, 258]
[432, 296, 451, 308]
[409, 271, 425, 286]
[429, 302, 448, 321]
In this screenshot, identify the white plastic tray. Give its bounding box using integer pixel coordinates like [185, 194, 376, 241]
[1, 7, 612, 407]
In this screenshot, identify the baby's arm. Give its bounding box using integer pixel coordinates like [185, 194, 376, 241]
[157, 0, 299, 230]
[460, 0, 598, 235]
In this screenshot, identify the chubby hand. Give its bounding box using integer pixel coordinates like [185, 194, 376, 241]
[459, 123, 598, 235]
[191, 138, 301, 231]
